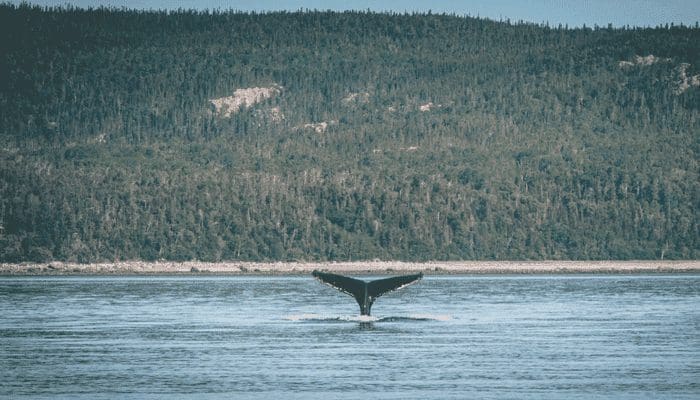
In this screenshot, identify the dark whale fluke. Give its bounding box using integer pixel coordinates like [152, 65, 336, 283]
[312, 270, 423, 316]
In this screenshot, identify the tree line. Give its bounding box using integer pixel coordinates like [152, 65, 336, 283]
[0, 4, 698, 261]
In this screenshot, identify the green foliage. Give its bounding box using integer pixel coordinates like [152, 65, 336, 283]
[1, 4, 698, 261]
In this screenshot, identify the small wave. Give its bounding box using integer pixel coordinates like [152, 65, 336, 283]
[283, 314, 379, 322]
[283, 313, 327, 321]
[408, 313, 453, 321]
[375, 314, 452, 322]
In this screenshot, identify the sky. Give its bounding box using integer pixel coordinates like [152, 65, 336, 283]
[11, 0, 700, 28]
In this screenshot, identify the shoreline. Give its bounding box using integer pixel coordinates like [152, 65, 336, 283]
[1, 260, 699, 276]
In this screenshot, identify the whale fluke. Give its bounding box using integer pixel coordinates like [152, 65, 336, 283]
[312, 270, 423, 316]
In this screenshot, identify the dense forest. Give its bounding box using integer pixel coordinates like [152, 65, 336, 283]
[1, 4, 698, 262]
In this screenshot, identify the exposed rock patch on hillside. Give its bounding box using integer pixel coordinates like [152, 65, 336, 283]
[210, 85, 282, 117]
[342, 92, 370, 105]
[299, 121, 336, 133]
[675, 63, 700, 94]
[618, 54, 670, 68]
[419, 102, 442, 112]
[619, 55, 699, 95]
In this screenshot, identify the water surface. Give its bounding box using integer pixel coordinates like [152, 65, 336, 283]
[1, 275, 698, 399]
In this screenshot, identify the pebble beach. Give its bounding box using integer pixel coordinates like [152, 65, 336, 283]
[1, 260, 698, 275]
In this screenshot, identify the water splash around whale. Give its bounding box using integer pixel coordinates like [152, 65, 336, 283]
[283, 313, 452, 322]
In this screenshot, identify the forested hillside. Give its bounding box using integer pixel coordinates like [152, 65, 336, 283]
[1, 4, 698, 262]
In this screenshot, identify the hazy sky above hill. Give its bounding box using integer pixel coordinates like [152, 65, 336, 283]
[12, 0, 700, 28]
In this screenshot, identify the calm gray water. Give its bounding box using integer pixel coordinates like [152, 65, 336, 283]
[1, 275, 698, 399]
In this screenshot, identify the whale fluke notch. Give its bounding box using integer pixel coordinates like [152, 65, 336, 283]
[312, 270, 423, 316]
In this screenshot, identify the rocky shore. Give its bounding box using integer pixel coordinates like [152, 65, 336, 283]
[1, 260, 698, 275]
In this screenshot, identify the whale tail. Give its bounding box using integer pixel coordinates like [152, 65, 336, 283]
[312, 270, 423, 316]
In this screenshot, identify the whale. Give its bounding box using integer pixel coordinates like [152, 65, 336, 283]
[312, 270, 423, 316]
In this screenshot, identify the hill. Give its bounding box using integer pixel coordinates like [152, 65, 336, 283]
[1, 4, 698, 262]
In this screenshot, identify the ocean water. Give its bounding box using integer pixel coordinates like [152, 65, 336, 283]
[0, 274, 698, 399]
